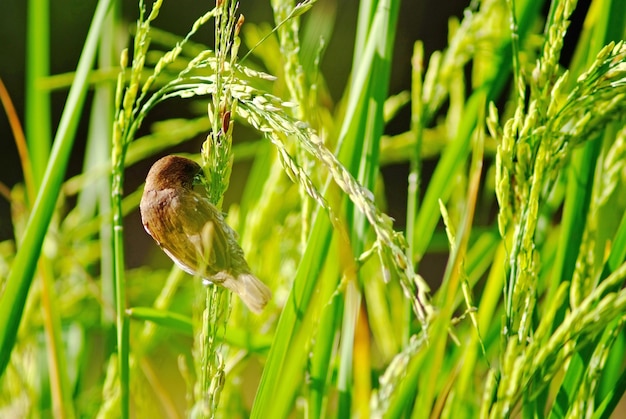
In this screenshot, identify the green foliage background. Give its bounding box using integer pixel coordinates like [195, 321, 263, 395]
[1, 0, 626, 417]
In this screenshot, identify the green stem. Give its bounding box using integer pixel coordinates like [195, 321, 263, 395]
[25, 0, 51, 186]
[112, 158, 130, 418]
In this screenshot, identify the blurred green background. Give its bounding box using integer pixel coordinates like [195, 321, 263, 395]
[5, 1, 625, 418]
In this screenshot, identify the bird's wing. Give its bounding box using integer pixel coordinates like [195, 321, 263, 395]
[176, 192, 232, 273]
[141, 195, 201, 277]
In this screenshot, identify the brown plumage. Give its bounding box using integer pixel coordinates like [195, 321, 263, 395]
[139, 155, 271, 313]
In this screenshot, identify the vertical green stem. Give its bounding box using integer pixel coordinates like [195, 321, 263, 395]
[195, 284, 227, 418]
[406, 42, 424, 265]
[112, 155, 130, 419]
[26, 0, 51, 186]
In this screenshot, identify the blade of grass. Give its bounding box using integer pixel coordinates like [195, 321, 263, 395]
[250, 211, 334, 417]
[593, 342, 626, 419]
[127, 307, 194, 336]
[337, 281, 360, 417]
[0, 0, 114, 379]
[25, 0, 51, 187]
[335, 1, 400, 415]
[308, 274, 342, 418]
[81, 3, 118, 328]
[547, 137, 600, 309]
[1, 74, 72, 417]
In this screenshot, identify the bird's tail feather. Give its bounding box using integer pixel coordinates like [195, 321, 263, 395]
[222, 273, 271, 314]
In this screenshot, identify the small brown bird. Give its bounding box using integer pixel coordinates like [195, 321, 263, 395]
[139, 155, 271, 313]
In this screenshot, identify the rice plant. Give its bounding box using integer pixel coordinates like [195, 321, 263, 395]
[1, 0, 626, 417]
